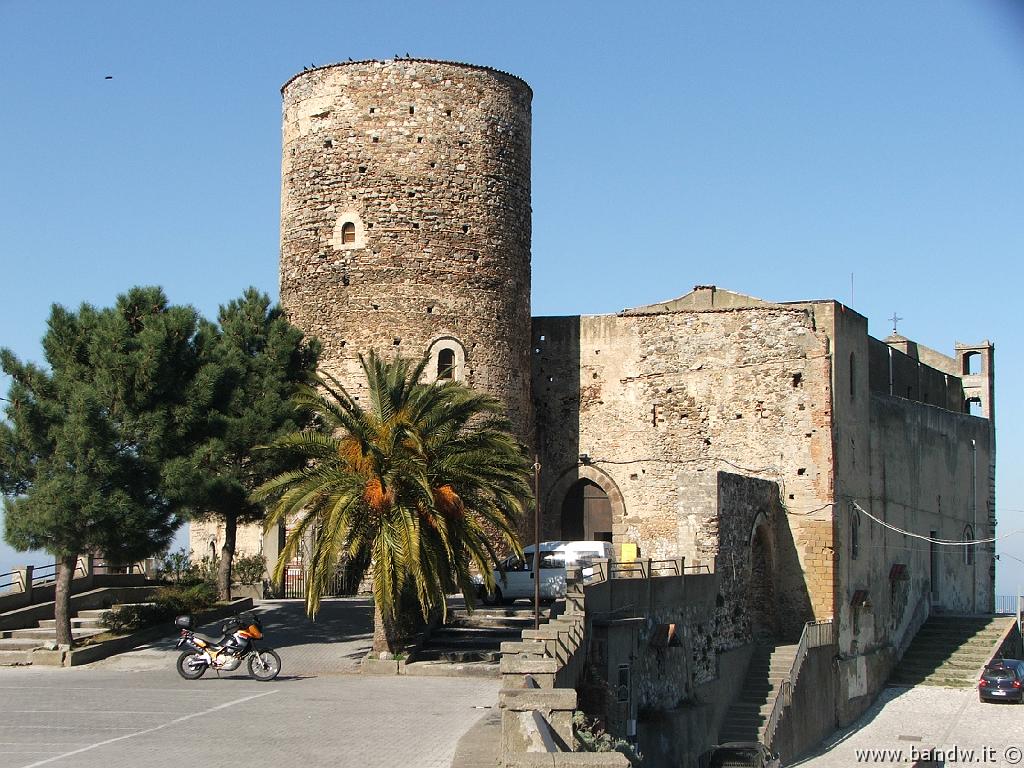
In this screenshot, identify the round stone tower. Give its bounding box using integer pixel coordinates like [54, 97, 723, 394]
[279, 58, 533, 443]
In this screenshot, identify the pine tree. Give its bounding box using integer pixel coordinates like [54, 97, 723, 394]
[180, 288, 318, 600]
[0, 287, 211, 645]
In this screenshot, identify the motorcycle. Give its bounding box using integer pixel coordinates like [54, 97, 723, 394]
[174, 613, 281, 681]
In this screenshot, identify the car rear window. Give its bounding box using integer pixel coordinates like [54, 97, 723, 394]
[983, 667, 1016, 681]
[712, 747, 761, 766]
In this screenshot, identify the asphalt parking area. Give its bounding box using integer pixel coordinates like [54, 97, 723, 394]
[0, 667, 497, 768]
[795, 685, 1024, 767]
[0, 598, 497, 768]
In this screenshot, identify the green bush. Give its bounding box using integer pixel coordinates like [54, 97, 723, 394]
[572, 712, 642, 765]
[155, 547, 196, 584]
[233, 553, 266, 585]
[101, 582, 220, 634]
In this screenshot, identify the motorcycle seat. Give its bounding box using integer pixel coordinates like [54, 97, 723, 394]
[191, 631, 228, 645]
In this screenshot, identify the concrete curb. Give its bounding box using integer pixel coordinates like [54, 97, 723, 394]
[31, 598, 254, 667]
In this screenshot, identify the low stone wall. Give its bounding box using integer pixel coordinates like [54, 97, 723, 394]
[987, 618, 1023, 666]
[498, 584, 630, 767]
[771, 645, 838, 763]
[31, 598, 255, 667]
[835, 645, 896, 726]
[0, 586, 158, 631]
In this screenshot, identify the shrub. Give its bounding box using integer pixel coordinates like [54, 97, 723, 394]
[100, 582, 220, 634]
[233, 553, 267, 585]
[572, 712, 642, 765]
[155, 547, 198, 584]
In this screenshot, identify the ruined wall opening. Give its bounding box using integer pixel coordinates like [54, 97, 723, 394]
[749, 523, 777, 642]
[962, 351, 981, 375]
[560, 479, 613, 542]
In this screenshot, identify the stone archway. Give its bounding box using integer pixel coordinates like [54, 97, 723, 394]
[560, 479, 613, 542]
[546, 465, 625, 543]
[749, 515, 778, 642]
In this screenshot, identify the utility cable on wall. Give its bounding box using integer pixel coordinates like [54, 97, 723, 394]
[850, 500, 1023, 546]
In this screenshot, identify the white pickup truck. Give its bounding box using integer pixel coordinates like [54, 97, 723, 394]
[476, 540, 613, 605]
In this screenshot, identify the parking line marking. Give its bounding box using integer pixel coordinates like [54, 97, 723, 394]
[16, 689, 279, 768]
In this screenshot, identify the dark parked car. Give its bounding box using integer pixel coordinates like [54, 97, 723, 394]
[705, 742, 781, 768]
[978, 659, 1024, 703]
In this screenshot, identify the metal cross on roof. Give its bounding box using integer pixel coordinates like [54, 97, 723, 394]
[889, 312, 903, 335]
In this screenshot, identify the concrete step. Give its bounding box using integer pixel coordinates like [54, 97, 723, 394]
[0, 638, 42, 650]
[422, 635, 507, 651]
[436, 626, 524, 638]
[76, 609, 113, 619]
[413, 647, 502, 663]
[402, 659, 500, 678]
[0, 649, 32, 665]
[2, 627, 104, 640]
[37, 618, 104, 629]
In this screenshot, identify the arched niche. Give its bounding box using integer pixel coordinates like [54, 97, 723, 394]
[425, 336, 467, 383]
[330, 210, 366, 250]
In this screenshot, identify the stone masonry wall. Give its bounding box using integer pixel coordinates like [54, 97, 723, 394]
[279, 59, 533, 446]
[532, 305, 836, 622]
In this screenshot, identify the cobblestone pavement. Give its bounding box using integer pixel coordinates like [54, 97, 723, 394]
[0, 598, 498, 768]
[794, 685, 1024, 767]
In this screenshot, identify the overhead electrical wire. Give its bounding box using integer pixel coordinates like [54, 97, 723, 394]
[850, 500, 1023, 546]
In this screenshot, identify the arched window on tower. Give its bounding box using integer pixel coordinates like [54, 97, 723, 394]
[437, 348, 456, 380]
[341, 222, 356, 245]
[426, 337, 466, 384]
[963, 525, 975, 566]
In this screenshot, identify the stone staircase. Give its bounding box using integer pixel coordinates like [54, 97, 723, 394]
[0, 607, 109, 665]
[889, 615, 1013, 688]
[404, 604, 552, 677]
[718, 643, 798, 743]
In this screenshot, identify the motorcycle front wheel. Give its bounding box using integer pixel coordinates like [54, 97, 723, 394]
[247, 648, 281, 681]
[176, 651, 207, 680]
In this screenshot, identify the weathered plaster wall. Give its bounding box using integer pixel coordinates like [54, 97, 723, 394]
[867, 337, 963, 411]
[532, 305, 836, 622]
[188, 519, 268, 562]
[279, 59, 534, 446]
[863, 396, 994, 622]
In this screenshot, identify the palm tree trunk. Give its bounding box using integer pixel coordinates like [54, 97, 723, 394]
[372, 601, 402, 655]
[218, 510, 237, 602]
[53, 554, 77, 646]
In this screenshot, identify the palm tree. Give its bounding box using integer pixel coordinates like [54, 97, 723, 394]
[253, 351, 532, 654]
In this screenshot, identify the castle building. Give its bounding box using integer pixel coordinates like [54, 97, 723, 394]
[192, 59, 995, 712]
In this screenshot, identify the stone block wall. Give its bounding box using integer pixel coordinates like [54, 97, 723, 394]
[279, 59, 534, 449]
[532, 305, 836, 622]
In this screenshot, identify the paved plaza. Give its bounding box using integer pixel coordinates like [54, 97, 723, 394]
[0, 598, 497, 768]
[795, 685, 1024, 767]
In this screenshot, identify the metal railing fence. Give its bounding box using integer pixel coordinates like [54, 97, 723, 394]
[763, 619, 835, 748]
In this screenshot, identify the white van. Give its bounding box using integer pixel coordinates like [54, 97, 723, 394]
[478, 540, 613, 605]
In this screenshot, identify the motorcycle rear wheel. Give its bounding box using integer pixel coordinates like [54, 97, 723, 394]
[248, 648, 281, 681]
[176, 651, 207, 680]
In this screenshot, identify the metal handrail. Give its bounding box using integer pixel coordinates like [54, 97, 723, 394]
[93, 560, 144, 575]
[574, 556, 697, 586]
[0, 569, 23, 594]
[763, 619, 835, 748]
[30, 558, 87, 587]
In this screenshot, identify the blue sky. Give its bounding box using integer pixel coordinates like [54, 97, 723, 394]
[1, 1, 1023, 592]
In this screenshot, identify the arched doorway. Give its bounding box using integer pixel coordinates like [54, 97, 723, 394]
[749, 524, 777, 642]
[560, 480, 613, 542]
